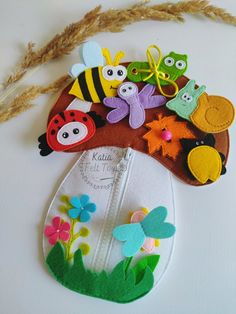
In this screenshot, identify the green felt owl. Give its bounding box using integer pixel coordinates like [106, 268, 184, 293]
[127, 51, 188, 86]
[159, 52, 188, 86]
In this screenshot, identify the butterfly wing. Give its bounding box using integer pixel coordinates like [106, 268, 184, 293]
[141, 206, 176, 239]
[104, 98, 129, 123]
[112, 223, 146, 257]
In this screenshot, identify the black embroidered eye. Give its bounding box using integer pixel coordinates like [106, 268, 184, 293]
[83, 117, 88, 122]
[107, 69, 113, 76]
[73, 128, 79, 134]
[128, 86, 132, 90]
[62, 132, 69, 138]
[117, 70, 123, 76]
[122, 89, 127, 93]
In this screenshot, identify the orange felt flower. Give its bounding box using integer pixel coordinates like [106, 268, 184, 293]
[143, 114, 195, 160]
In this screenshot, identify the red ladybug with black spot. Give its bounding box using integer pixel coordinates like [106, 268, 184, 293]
[38, 110, 105, 156]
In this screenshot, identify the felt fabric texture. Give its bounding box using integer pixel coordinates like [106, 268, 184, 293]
[113, 206, 175, 257]
[187, 146, 222, 184]
[38, 133, 53, 156]
[166, 80, 206, 121]
[180, 133, 216, 153]
[68, 194, 96, 222]
[132, 255, 160, 283]
[47, 63, 230, 186]
[46, 242, 157, 303]
[103, 82, 166, 129]
[131, 210, 157, 253]
[69, 41, 104, 78]
[69, 43, 127, 103]
[127, 52, 188, 86]
[190, 93, 235, 133]
[46, 110, 96, 152]
[143, 114, 195, 160]
[44, 217, 71, 245]
[158, 52, 188, 86]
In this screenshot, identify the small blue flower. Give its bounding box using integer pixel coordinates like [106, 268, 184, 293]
[68, 194, 96, 222]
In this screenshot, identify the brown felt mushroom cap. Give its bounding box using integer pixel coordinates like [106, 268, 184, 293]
[48, 63, 229, 186]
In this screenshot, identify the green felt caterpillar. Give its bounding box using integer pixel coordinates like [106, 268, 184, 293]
[127, 51, 188, 86]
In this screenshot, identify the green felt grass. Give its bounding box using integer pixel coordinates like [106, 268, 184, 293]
[46, 242, 160, 303]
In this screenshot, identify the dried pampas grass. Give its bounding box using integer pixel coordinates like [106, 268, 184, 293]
[0, 0, 235, 122]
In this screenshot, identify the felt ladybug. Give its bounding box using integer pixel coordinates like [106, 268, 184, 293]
[38, 110, 105, 156]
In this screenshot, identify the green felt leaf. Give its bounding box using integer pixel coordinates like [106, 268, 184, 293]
[119, 266, 154, 303]
[46, 245, 156, 303]
[132, 255, 160, 283]
[46, 242, 69, 282]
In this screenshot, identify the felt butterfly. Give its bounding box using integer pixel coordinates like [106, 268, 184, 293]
[103, 82, 166, 129]
[113, 206, 175, 257]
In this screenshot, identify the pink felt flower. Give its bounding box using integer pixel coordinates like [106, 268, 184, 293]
[130, 209, 159, 253]
[44, 216, 71, 245]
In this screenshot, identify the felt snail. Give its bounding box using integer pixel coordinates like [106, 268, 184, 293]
[166, 80, 235, 133]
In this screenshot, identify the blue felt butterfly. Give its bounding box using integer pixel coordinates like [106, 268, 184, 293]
[112, 206, 176, 257]
[69, 41, 104, 78]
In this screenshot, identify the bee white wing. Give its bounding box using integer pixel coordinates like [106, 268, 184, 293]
[69, 41, 104, 78]
[69, 64, 87, 78]
[81, 41, 104, 68]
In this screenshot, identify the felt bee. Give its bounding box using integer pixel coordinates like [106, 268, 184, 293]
[69, 41, 127, 103]
[38, 110, 105, 156]
[180, 134, 226, 184]
[166, 80, 235, 133]
[127, 51, 188, 86]
[113, 206, 175, 257]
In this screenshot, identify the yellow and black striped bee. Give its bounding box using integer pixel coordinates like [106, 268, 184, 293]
[69, 41, 127, 103]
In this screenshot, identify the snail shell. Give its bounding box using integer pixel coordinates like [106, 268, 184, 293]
[191, 93, 235, 133]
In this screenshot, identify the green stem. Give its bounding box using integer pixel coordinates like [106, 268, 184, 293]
[65, 219, 77, 260]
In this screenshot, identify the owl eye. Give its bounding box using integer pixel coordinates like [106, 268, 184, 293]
[164, 57, 175, 67]
[114, 65, 127, 81]
[175, 60, 186, 70]
[102, 66, 116, 81]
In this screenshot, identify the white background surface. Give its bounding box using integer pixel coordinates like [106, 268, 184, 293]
[0, 1, 236, 313]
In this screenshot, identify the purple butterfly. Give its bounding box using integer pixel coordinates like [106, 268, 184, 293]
[103, 82, 167, 129]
